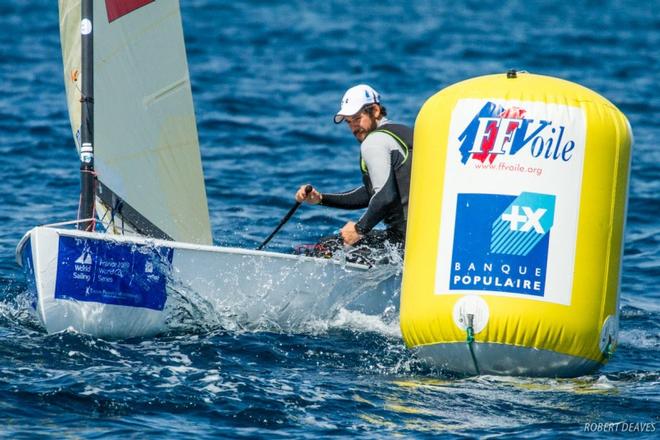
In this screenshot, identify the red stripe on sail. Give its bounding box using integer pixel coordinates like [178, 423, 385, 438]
[106, 0, 154, 23]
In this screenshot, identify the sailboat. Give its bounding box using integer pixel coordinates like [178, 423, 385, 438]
[15, 0, 400, 339]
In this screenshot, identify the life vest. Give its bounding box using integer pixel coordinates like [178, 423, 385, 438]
[360, 123, 414, 226]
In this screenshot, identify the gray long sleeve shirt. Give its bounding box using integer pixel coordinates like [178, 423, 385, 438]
[322, 118, 408, 235]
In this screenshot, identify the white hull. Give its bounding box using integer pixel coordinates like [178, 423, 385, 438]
[16, 227, 401, 338]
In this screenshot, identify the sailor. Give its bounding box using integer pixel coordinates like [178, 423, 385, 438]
[295, 84, 413, 263]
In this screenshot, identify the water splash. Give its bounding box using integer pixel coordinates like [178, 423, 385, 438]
[162, 254, 402, 336]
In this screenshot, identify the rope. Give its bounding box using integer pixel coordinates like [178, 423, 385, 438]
[466, 314, 481, 375]
[71, 69, 94, 104]
[111, 199, 125, 235]
[604, 335, 615, 359]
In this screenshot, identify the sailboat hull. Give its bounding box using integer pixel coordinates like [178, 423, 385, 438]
[16, 227, 400, 338]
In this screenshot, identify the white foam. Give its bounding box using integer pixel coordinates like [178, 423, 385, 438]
[202, 383, 224, 394]
[329, 308, 401, 338]
[80, 385, 103, 396]
[619, 329, 659, 349]
[201, 373, 221, 383]
[298, 414, 338, 430]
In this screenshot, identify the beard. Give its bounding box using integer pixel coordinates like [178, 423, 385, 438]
[352, 119, 376, 142]
[352, 128, 368, 142]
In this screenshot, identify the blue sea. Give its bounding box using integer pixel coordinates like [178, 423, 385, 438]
[1, 0, 658, 437]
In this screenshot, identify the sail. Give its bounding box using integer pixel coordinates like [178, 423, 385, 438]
[58, 0, 212, 245]
[59, 0, 82, 154]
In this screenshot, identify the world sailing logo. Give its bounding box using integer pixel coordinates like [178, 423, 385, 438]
[457, 101, 577, 165]
[75, 249, 93, 265]
[73, 247, 93, 282]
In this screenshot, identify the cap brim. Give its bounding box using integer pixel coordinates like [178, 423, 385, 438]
[334, 102, 369, 124]
[333, 104, 366, 124]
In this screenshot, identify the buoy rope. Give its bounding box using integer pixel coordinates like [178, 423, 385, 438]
[604, 335, 615, 359]
[466, 314, 481, 375]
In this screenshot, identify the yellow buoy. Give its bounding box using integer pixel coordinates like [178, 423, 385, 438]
[401, 71, 632, 377]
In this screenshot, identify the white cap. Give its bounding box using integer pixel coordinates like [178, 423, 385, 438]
[333, 84, 381, 124]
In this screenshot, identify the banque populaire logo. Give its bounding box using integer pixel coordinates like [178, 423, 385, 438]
[435, 99, 586, 305]
[451, 192, 556, 296]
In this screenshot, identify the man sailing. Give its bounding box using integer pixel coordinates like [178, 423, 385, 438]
[295, 84, 413, 264]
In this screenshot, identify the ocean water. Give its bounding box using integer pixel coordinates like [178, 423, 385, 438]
[1, 0, 658, 438]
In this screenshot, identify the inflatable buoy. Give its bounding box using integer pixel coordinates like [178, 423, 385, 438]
[401, 71, 632, 377]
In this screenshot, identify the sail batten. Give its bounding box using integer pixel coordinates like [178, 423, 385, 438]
[144, 78, 190, 106]
[59, 0, 212, 245]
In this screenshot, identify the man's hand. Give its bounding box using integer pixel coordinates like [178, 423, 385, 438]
[295, 185, 321, 204]
[340, 221, 362, 246]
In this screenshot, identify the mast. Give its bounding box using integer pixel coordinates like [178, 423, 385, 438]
[78, 0, 95, 231]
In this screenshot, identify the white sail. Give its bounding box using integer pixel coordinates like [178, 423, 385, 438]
[59, 0, 82, 153]
[58, 0, 212, 245]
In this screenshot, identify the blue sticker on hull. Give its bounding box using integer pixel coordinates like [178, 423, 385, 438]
[20, 238, 38, 310]
[55, 236, 173, 310]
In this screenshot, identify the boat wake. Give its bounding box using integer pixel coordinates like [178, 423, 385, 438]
[163, 255, 402, 337]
